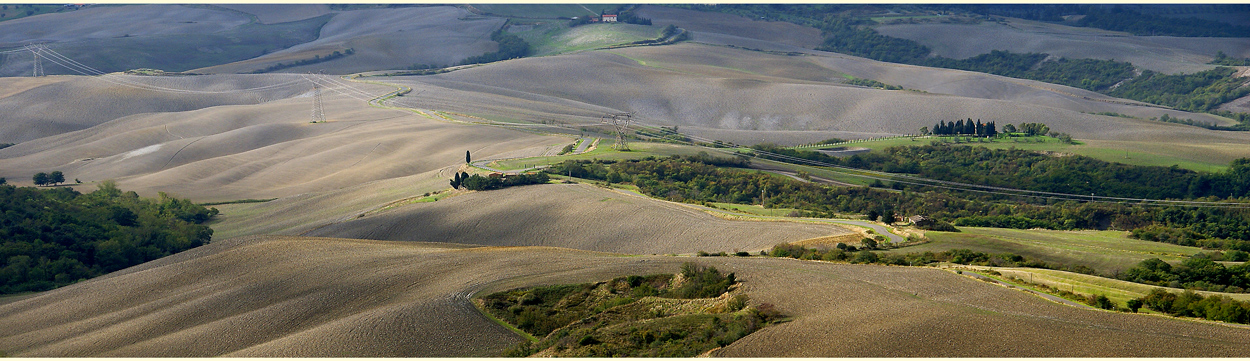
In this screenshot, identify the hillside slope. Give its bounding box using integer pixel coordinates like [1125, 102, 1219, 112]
[307, 183, 853, 255]
[389, 43, 1246, 144]
[194, 6, 504, 74]
[3, 236, 1250, 356]
[0, 80, 566, 201]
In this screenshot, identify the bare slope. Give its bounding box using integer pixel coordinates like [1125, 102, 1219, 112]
[633, 5, 824, 50]
[215, 4, 332, 24]
[0, 5, 249, 45]
[4, 236, 1250, 356]
[0, 74, 309, 143]
[876, 17, 1250, 75]
[307, 183, 853, 255]
[194, 6, 504, 74]
[0, 79, 566, 200]
[392, 43, 1246, 144]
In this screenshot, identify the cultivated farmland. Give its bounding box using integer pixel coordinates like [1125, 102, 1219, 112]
[876, 17, 1250, 74]
[4, 236, 1250, 356]
[308, 183, 855, 255]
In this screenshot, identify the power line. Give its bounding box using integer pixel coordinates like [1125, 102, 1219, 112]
[310, 77, 325, 123]
[32, 45, 306, 94]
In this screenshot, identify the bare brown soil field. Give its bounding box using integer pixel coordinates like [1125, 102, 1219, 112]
[876, 17, 1250, 74]
[307, 183, 854, 255]
[0, 5, 249, 46]
[633, 5, 824, 50]
[0, 74, 310, 143]
[0, 78, 567, 200]
[393, 43, 1246, 144]
[215, 4, 331, 24]
[3, 235, 1250, 356]
[194, 6, 503, 74]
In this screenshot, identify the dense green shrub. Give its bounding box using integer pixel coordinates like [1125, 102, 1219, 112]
[0, 182, 216, 294]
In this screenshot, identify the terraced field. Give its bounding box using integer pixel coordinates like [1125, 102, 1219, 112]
[5, 235, 1250, 357]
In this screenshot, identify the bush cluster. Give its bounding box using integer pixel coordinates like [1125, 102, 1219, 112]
[0, 182, 216, 294]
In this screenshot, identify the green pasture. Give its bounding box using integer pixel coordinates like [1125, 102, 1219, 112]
[804, 135, 1230, 173]
[483, 140, 714, 171]
[990, 267, 1250, 308]
[514, 22, 660, 56]
[886, 227, 1203, 274]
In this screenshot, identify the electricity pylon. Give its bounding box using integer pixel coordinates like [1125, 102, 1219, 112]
[601, 112, 634, 150]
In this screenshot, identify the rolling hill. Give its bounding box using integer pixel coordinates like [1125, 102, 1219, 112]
[3, 236, 1250, 356]
[306, 183, 855, 255]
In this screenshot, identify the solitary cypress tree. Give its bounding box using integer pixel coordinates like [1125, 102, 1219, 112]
[466, 150, 471, 164]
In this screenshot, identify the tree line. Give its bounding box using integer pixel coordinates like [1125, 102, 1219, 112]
[250, 48, 354, 74]
[451, 171, 549, 191]
[1120, 256, 1250, 293]
[1107, 67, 1250, 113]
[929, 119, 998, 137]
[546, 154, 1250, 242]
[0, 182, 217, 294]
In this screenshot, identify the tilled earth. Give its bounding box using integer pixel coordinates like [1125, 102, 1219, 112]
[3, 236, 1250, 357]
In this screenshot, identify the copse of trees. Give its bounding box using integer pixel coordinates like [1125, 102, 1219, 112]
[1108, 67, 1250, 113]
[1136, 288, 1250, 324]
[460, 26, 531, 65]
[460, 172, 550, 191]
[931, 119, 997, 137]
[0, 181, 217, 294]
[1120, 256, 1250, 293]
[32, 171, 65, 186]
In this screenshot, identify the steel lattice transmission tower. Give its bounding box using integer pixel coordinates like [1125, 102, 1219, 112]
[309, 76, 325, 123]
[31, 45, 44, 77]
[601, 112, 634, 150]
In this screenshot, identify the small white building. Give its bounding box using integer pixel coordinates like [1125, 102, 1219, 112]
[602, 14, 617, 22]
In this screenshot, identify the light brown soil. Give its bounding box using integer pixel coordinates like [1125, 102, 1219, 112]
[4, 236, 1250, 357]
[307, 183, 854, 255]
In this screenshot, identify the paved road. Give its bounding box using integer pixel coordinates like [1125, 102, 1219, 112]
[573, 138, 595, 154]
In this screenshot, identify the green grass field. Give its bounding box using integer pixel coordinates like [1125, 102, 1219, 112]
[485, 140, 716, 171]
[802, 135, 1231, 173]
[516, 23, 661, 56]
[884, 227, 1204, 274]
[987, 267, 1250, 307]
